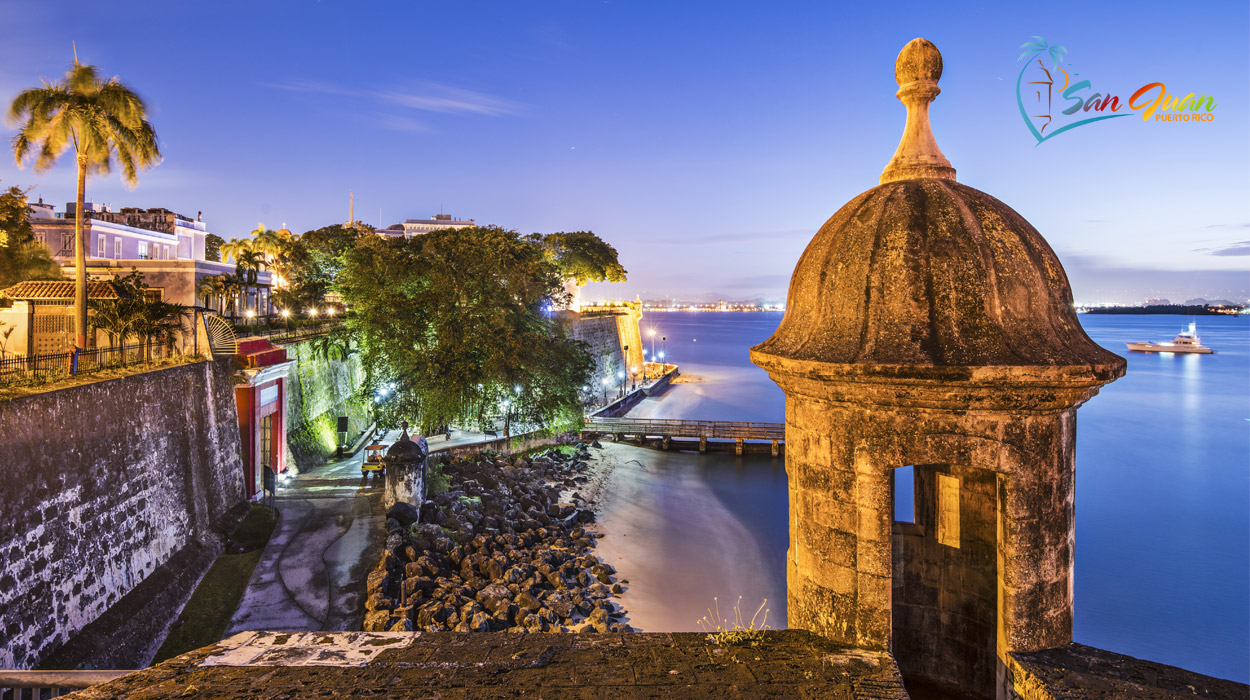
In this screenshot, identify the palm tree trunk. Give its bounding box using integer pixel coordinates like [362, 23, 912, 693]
[74, 156, 88, 350]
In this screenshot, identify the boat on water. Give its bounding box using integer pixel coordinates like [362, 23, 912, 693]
[1125, 322, 1213, 354]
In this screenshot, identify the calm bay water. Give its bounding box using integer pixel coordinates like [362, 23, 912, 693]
[611, 311, 1248, 682]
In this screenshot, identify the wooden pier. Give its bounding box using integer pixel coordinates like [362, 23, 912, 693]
[582, 417, 785, 455]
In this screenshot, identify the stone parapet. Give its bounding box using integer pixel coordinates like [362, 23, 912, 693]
[64, 630, 909, 699]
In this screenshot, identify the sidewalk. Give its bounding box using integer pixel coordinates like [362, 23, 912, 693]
[224, 448, 388, 635]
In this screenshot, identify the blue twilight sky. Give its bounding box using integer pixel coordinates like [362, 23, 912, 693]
[0, 0, 1246, 304]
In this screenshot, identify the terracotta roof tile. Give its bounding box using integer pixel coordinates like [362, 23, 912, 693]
[0, 280, 123, 301]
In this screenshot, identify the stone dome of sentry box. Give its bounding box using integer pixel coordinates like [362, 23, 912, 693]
[751, 38, 1124, 399]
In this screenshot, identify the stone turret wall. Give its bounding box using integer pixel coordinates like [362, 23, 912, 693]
[0, 359, 245, 669]
[892, 465, 998, 697]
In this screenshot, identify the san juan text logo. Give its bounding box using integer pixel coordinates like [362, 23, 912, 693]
[1015, 37, 1216, 144]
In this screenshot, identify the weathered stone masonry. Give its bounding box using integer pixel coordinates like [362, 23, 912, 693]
[0, 359, 244, 669]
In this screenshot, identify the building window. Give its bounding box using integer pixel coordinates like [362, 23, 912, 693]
[937, 474, 960, 547]
[894, 466, 915, 523]
[163, 245, 170, 259]
[115, 239, 123, 258]
[97, 234, 106, 258]
[137, 241, 148, 260]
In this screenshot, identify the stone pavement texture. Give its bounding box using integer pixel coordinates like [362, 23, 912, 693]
[65, 630, 911, 699]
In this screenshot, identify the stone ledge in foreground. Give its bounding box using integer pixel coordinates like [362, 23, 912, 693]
[1008, 643, 1248, 700]
[62, 630, 909, 699]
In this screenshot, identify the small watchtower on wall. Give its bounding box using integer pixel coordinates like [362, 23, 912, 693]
[750, 39, 1125, 699]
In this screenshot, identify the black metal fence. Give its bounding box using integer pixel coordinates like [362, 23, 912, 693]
[235, 320, 342, 344]
[0, 343, 179, 385]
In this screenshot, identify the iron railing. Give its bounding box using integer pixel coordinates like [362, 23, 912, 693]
[0, 343, 179, 385]
[584, 416, 785, 441]
[0, 670, 132, 699]
[235, 319, 342, 344]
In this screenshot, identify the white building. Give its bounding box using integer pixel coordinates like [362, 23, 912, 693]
[379, 213, 475, 238]
[28, 201, 271, 314]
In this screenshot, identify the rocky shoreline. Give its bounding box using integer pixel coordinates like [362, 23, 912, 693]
[363, 443, 631, 634]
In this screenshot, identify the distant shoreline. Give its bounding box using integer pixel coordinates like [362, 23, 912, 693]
[1082, 305, 1245, 316]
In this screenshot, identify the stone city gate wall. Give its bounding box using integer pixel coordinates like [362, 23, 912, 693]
[280, 338, 369, 467]
[0, 359, 245, 669]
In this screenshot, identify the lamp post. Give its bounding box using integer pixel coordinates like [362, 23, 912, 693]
[617, 370, 625, 398]
[602, 377, 610, 404]
[662, 335, 667, 373]
[631, 366, 638, 391]
[649, 327, 656, 367]
[642, 348, 649, 382]
[502, 398, 511, 440]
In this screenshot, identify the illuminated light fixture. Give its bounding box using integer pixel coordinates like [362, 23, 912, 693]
[327, 307, 336, 316]
[308, 308, 319, 316]
[514, 385, 522, 393]
[280, 309, 291, 318]
[244, 309, 255, 318]
[601, 378, 610, 386]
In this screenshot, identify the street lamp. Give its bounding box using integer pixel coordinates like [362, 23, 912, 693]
[601, 377, 610, 404]
[631, 365, 638, 391]
[502, 398, 512, 440]
[617, 370, 625, 398]
[662, 335, 667, 373]
[642, 348, 649, 382]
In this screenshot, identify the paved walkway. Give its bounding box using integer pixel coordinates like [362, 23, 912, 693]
[225, 448, 389, 635]
[224, 424, 502, 637]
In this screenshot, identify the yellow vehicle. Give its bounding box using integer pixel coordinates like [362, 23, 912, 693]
[362, 444, 387, 477]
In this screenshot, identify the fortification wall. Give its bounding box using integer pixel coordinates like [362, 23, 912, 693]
[0, 359, 245, 669]
[565, 306, 644, 390]
[281, 339, 370, 467]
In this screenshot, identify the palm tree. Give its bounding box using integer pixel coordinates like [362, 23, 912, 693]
[197, 274, 226, 314]
[88, 297, 143, 364]
[234, 248, 265, 317]
[8, 58, 161, 350]
[219, 272, 244, 319]
[1018, 37, 1067, 67]
[133, 301, 185, 363]
[252, 225, 295, 290]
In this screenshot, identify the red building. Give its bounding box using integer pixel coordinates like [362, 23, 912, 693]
[233, 338, 294, 498]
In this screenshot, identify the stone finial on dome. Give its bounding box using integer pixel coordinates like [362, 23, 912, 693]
[880, 38, 956, 184]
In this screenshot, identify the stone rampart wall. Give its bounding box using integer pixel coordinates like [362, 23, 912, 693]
[281, 339, 370, 467]
[565, 313, 627, 386]
[0, 359, 245, 669]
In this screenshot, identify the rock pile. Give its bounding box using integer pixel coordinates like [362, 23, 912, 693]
[363, 443, 630, 634]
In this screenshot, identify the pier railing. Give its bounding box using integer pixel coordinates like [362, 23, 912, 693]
[584, 417, 785, 441]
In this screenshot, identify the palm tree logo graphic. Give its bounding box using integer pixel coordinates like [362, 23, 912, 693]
[1016, 36, 1128, 144]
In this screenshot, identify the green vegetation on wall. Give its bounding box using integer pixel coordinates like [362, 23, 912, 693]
[284, 338, 370, 466]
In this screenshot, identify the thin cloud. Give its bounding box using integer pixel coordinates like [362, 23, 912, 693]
[643, 228, 810, 246]
[1193, 240, 1250, 257]
[260, 79, 523, 131]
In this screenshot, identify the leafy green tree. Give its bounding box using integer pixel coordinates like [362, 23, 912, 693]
[204, 233, 225, 262]
[525, 231, 627, 285]
[8, 58, 161, 350]
[300, 223, 367, 290]
[0, 185, 62, 289]
[339, 226, 593, 434]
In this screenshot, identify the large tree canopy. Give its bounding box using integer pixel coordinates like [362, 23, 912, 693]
[339, 226, 592, 434]
[525, 231, 627, 286]
[0, 186, 62, 289]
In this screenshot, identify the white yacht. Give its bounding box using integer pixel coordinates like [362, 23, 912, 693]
[1125, 322, 1213, 354]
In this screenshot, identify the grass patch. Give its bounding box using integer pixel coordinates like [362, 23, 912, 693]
[153, 505, 278, 663]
